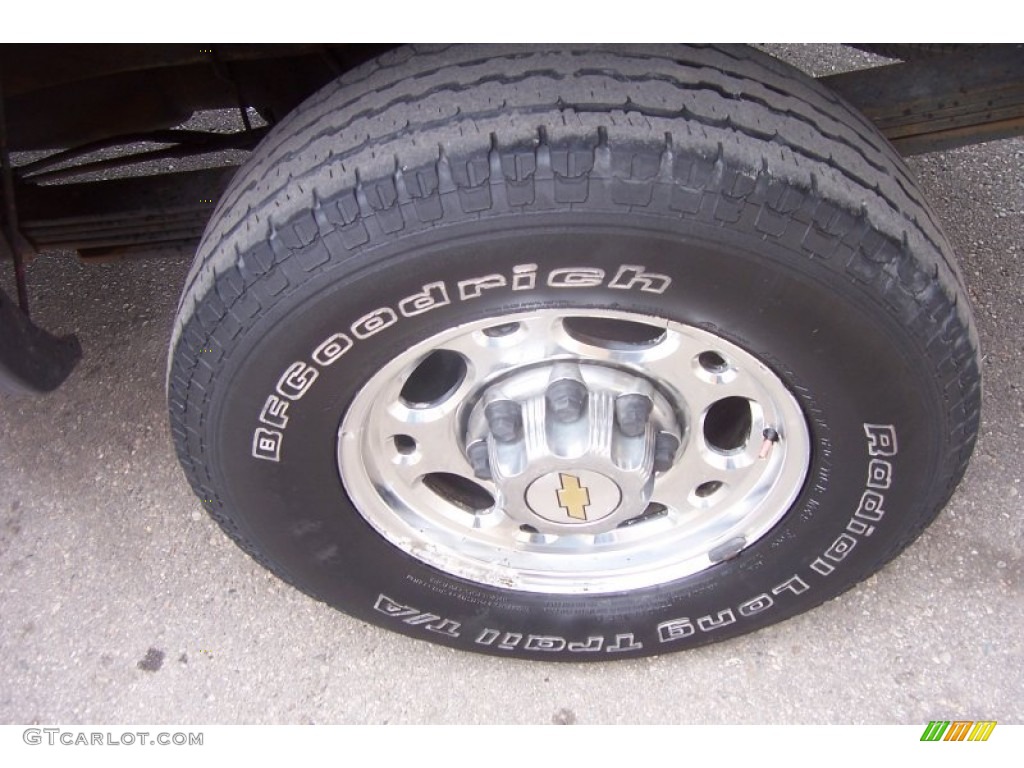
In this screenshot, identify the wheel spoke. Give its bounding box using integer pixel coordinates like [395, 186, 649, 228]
[651, 446, 734, 509]
[435, 314, 561, 382]
[380, 401, 478, 481]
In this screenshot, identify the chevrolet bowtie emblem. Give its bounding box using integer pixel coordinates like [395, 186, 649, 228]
[556, 473, 591, 521]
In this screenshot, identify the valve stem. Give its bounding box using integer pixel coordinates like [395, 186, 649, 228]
[758, 427, 780, 459]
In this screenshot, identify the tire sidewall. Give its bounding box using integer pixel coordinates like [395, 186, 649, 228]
[204, 209, 941, 659]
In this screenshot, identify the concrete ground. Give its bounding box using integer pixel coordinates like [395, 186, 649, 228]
[1, 46, 1022, 724]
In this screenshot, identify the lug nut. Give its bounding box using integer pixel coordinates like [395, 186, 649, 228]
[654, 432, 680, 472]
[545, 379, 588, 423]
[485, 399, 523, 443]
[615, 393, 653, 438]
[467, 440, 492, 479]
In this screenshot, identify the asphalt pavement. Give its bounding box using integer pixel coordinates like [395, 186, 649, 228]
[1, 46, 1022, 724]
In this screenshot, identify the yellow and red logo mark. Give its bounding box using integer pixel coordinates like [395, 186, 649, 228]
[920, 721, 997, 742]
[556, 473, 591, 521]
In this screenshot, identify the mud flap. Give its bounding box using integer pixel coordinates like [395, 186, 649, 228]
[0, 283, 80, 394]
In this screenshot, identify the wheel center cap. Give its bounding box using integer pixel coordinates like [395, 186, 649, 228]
[526, 470, 622, 525]
[463, 361, 683, 533]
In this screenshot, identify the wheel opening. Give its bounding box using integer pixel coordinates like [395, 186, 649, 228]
[422, 472, 495, 512]
[482, 322, 521, 338]
[392, 435, 417, 455]
[697, 351, 729, 374]
[562, 317, 666, 349]
[704, 397, 752, 453]
[617, 502, 668, 528]
[400, 350, 467, 407]
[694, 480, 724, 498]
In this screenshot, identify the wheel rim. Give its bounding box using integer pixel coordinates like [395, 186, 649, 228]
[337, 308, 811, 594]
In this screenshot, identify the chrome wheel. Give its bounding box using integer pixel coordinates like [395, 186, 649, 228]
[338, 309, 811, 594]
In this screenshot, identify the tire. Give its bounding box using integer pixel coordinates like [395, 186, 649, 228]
[168, 44, 980, 660]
